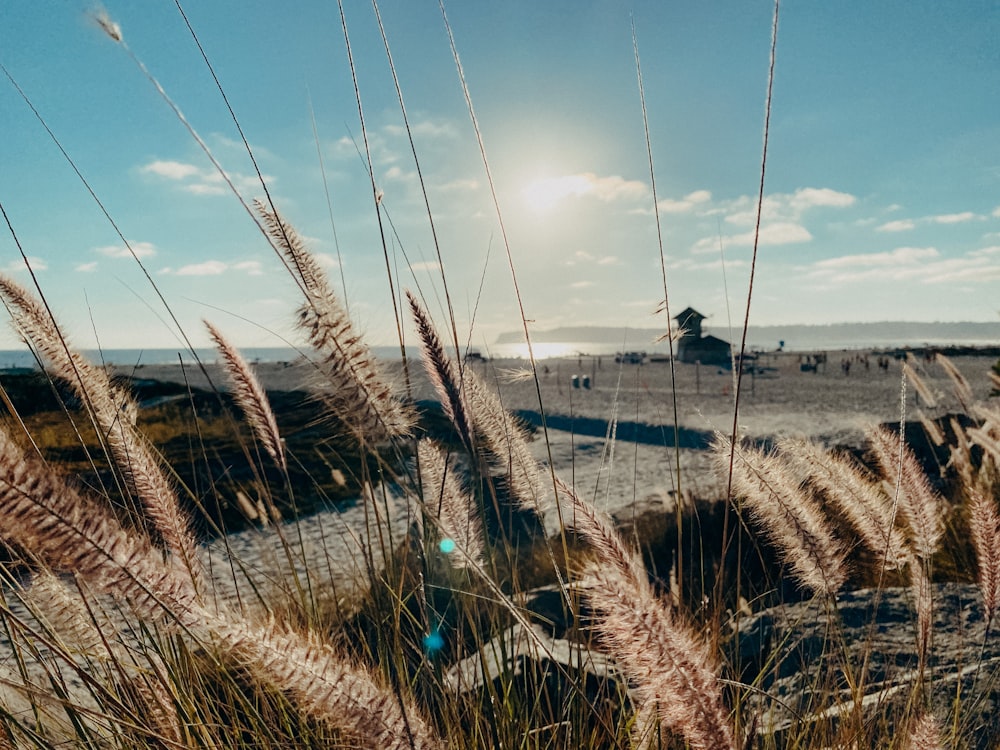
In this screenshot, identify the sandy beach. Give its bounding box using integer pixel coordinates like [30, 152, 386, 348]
[120, 350, 998, 444]
[115, 350, 998, 526]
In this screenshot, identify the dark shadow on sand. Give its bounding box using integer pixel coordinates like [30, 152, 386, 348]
[512, 410, 714, 450]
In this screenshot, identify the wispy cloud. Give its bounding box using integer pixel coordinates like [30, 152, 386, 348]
[691, 186, 855, 253]
[232, 261, 264, 276]
[876, 219, 915, 232]
[95, 241, 157, 259]
[140, 160, 270, 197]
[570, 280, 595, 288]
[160, 259, 265, 277]
[876, 210, 982, 232]
[75, 261, 98, 273]
[409, 261, 442, 272]
[314, 253, 340, 269]
[809, 245, 1000, 284]
[383, 120, 458, 140]
[435, 177, 480, 193]
[693, 222, 813, 254]
[814, 246, 939, 270]
[723, 187, 856, 227]
[4, 257, 47, 273]
[932, 211, 977, 224]
[142, 160, 200, 180]
[657, 189, 712, 214]
[174, 260, 228, 276]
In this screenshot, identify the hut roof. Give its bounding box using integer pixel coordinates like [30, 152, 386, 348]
[674, 306, 706, 322]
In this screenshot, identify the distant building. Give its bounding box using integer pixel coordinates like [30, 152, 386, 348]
[674, 307, 731, 365]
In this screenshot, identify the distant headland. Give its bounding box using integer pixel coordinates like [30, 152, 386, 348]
[495, 321, 1000, 353]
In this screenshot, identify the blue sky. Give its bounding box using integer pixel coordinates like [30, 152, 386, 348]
[1, 1, 998, 352]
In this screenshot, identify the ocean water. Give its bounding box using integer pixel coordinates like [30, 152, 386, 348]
[0, 323, 995, 371]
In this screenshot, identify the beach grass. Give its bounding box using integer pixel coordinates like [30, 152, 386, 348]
[1, 3, 1000, 749]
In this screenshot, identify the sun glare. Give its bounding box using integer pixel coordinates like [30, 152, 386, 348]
[521, 175, 591, 213]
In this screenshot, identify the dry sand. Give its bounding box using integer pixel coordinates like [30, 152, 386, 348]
[117, 351, 997, 525]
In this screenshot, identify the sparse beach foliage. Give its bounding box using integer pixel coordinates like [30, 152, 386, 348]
[0, 4, 998, 750]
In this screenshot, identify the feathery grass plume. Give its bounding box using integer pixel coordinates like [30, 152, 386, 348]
[911, 560, 934, 675]
[968, 415, 1000, 469]
[92, 8, 123, 43]
[0, 274, 200, 581]
[0, 427, 199, 622]
[970, 490, 1000, 625]
[254, 199, 414, 441]
[586, 563, 736, 750]
[464, 368, 546, 512]
[216, 618, 445, 750]
[417, 439, 484, 568]
[408, 291, 546, 512]
[949, 415, 982, 493]
[0, 423, 440, 745]
[553, 477, 733, 748]
[119, 656, 183, 748]
[917, 411, 945, 447]
[26, 573, 184, 745]
[25, 571, 111, 658]
[205, 320, 286, 472]
[407, 291, 475, 453]
[866, 425, 947, 560]
[714, 435, 847, 596]
[554, 476, 647, 585]
[905, 712, 943, 750]
[903, 356, 938, 408]
[935, 352, 973, 412]
[781, 438, 911, 571]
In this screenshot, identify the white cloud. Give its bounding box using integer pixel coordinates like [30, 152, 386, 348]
[410, 261, 442, 272]
[174, 260, 228, 276]
[657, 189, 712, 214]
[932, 211, 977, 224]
[185, 183, 227, 196]
[814, 246, 939, 270]
[876, 219, 915, 232]
[313, 253, 341, 269]
[993, 206, 1000, 218]
[970, 245, 1000, 258]
[233, 261, 264, 276]
[693, 222, 812, 253]
[597, 256, 619, 265]
[140, 159, 269, 197]
[95, 241, 157, 259]
[142, 160, 200, 180]
[384, 120, 457, 140]
[4, 257, 47, 273]
[808, 246, 1000, 285]
[75, 262, 98, 273]
[724, 187, 856, 227]
[570, 280, 595, 288]
[162, 259, 267, 276]
[435, 178, 479, 193]
[789, 187, 857, 210]
[672, 257, 748, 271]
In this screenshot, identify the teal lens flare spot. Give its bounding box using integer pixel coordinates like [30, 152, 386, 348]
[423, 631, 444, 653]
[439, 538, 456, 554]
